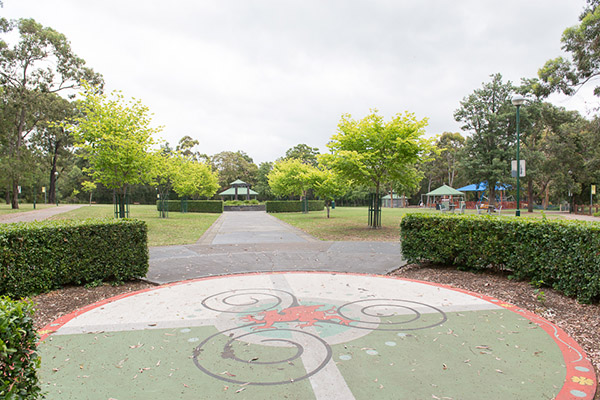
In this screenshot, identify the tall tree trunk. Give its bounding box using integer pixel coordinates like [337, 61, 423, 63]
[5, 186, 10, 204]
[543, 184, 550, 210]
[527, 179, 534, 213]
[11, 180, 19, 209]
[48, 139, 60, 204]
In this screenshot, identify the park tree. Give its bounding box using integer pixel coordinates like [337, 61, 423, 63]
[69, 84, 160, 218]
[0, 18, 102, 208]
[210, 150, 258, 190]
[268, 158, 317, 201]
[255, 161, 273, 200]
[171, 156, 219, 200]
[312, 165, 348, 218]
[282, 143, 320, 166]
[32, 94, 77, 204]
[151, 150, 180, 218]
[454, 74, 516, 206]
[323, 109, 429, 227]
[81, 180, 96, 205]
[435, 132, 465, 188]
[417, 132, 465, 202]
[537, 1, 600, 97]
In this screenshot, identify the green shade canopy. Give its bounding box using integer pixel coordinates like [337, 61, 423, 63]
[382, 193, 406, 200]
[425, 185, 465, 196]
[230, 179, 247, 186]
[219, 187, 258, 196]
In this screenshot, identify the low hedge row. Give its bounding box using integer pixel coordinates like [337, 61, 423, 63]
[156, 200, 223, 213]
[400, 214, 600, 303]
[0, 297, 41, 399]
[0, 219, 148, 299]
[265, 200, 325, 213]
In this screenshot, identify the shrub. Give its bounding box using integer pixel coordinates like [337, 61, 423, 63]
[0, 219, 148, 299]
[224, 199, 260, 206]
[266, 200, 325, 213]
[0, 297, 42, 399]
[400, 213, 600, 303]
[157, 200, 223, 213]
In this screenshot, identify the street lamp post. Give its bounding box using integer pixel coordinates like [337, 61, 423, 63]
[512, 95, 526, 217]
[54, 171, 59, 206]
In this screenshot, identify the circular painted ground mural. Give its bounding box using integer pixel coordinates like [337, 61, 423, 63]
[39, 272, 596, 399]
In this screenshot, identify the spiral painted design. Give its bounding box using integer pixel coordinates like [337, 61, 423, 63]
[201, 288, 297, 314]
[335, 298, 447, 331]
[192, 325, 332, 386]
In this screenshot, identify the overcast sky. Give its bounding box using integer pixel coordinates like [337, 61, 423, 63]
[2, 0, 596, 164]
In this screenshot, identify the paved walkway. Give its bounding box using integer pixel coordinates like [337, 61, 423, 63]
[0, 204, 84, 224]
[146, 212, 403, 284]
[37, 211, 597, 399]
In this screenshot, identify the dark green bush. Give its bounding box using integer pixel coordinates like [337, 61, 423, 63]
[266, 200, 325, 213]
[224, 199, 260, 206]
[400, 213, 600, 303]
[0, 297, 42, 399]
[0, 219, 148, 299]
[157, 200, 223, 213]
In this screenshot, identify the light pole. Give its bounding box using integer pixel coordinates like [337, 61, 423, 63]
[54, 171, 59, 206]
[512, 94, 526, 216]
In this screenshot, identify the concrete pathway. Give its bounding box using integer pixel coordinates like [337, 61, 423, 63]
[146, 211, 403, 284]
[0, 204, 84, 224]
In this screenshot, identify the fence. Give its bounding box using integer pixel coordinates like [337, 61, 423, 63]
[575, 204, 599, 215]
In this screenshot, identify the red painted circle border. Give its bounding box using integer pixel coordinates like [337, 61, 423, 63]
[39, 271, 597, 399]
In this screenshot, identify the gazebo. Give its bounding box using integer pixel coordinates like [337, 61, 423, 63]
[218, 179, 258, 201]
[422, 185, 465, 207]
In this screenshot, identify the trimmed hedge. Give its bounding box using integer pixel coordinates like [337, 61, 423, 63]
[266, 200, 325, 213]
[156, 200, 223, 213]
[400, 213, 600, 303]
[0, 297, 41, 399]
[0, 219, 148, 299]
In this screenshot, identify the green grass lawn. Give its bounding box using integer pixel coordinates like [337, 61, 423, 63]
[271, 207, 432, 241]
[272, 206, 566, 241]
[0, 203, 57, 215]
[48, 204, 220, 247]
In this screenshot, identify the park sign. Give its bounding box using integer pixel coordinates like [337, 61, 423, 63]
[511, 160, 526, 177]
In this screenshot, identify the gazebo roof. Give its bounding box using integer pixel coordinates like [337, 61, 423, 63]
[382, 193, 406, 200]
[219, 187, 258, 196]
[230, 179, 248, 186]
[425, 185, 465, 196]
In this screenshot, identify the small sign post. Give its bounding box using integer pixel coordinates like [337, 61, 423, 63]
[592, 185, 596, 215]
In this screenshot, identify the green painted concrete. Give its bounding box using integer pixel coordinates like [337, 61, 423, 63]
[39, 309, 565, 399]
[39, 326, 316, 400]
[333, 310, 565, 400]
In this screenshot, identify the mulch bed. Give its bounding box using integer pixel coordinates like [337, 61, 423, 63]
[32, 266, 599, 398]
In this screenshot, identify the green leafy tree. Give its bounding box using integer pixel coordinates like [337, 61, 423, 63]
[537, 1, 600, 97]
[0, 18, 102, 208]
[171, 157, 219, 200]
[69, 84, 160, 217]
[32, 94, 77, 204]
[282, 144, 320, 166]
[151, 150, 180, 217]
[81, 180, 96, 205]
[323, 109, 429, 226]
[312, 165, 348, 218]
[268, 158, 317, 200]
[255, 161, 273, 200]
[210, 150, 258, 190]
[454, 74, 516, 206]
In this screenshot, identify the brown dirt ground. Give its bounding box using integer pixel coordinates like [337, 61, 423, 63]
[32, 267, 599, 399]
